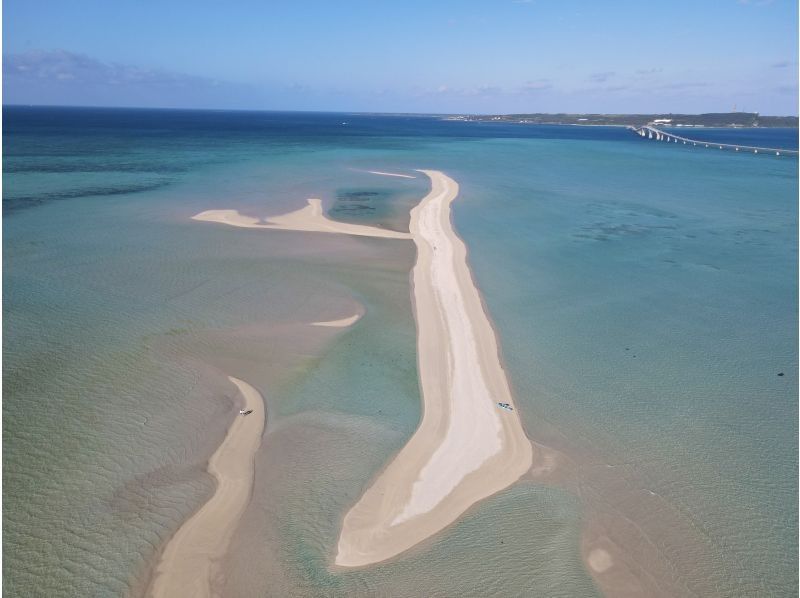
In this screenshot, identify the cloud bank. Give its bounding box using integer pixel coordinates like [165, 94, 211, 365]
[3, 49, 796, 115]
[4, 50, 260, 109]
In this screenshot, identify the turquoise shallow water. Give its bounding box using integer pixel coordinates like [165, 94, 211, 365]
[448, 138, 798, 595]
[4, 107, 797, 597]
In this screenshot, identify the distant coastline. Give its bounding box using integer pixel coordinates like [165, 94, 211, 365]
[3, 104, 797, 129]
[442, 112, 799, 128]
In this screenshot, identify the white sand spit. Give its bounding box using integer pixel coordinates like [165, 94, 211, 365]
[311, 314, 362, 327]
[366, 170, 417, 179]
[192, 198, 410, 239]
[148, 377, 265, 598]
[334, 170, 532, 567]
[187, 170, 531, 571]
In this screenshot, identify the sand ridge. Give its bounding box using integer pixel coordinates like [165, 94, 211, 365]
[148, 377, 265, 598]
[192, 198, 410, 239]
[366, 170, 417, 179]
[311, 314, 362, 327]
[188, 170, 532, 570]
[334, 170, 533, 567]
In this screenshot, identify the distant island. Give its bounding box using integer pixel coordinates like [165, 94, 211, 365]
[444, 112, 798, 128]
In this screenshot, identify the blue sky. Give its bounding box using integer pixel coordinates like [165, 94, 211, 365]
[3, 0, 798, 114]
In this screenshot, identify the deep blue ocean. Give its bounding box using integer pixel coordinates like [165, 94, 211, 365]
[4, 106, 797, 597]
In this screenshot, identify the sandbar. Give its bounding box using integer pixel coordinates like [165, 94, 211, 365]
[148, 376, 265, 598]
[192, 198, 410, 239]
[366, 170, 417, 179]
[311, 314, 362, 327]
[190, 170, 532, 569]
[334, 170, 532, 567]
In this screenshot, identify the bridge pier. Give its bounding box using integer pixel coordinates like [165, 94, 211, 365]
[632, 125, 796, 157]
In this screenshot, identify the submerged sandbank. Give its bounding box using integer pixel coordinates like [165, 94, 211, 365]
[148, 377, 264, 598]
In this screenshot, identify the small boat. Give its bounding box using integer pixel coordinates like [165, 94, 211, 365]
[497, 402, 514, 411]
[239, 409, 253, 416]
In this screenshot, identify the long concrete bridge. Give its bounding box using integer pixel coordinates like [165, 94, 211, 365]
[630, 125, 798, 157]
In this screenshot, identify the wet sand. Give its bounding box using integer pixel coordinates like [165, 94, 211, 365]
[148, 377, 264, 598]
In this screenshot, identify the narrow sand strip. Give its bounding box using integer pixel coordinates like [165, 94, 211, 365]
[189, 170, 531, 569]
[366, 170, 417, 179]
[192, 198, 410, 239]
[311, 314, 362, 327]
[148, 377, 265, 598]
[334, 170, 532, 567]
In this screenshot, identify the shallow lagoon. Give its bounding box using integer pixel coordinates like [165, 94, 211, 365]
[4, 107, 796, 596]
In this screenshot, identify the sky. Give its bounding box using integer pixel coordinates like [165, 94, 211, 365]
[3, 0, 798, 114]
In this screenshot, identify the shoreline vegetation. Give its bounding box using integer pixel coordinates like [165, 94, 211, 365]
[185, 169, 532, 574]
[442, 111, 799, 128]
[6, 105, 796, 129]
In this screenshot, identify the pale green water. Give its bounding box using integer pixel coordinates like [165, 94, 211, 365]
[4, 107, 796, 596]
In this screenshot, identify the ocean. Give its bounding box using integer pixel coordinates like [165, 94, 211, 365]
[3, 106, 797, 597]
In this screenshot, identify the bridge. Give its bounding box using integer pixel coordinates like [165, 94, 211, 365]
[630, 125, 798, 157]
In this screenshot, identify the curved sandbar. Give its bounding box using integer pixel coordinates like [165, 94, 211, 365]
[191, 170, 532, 568]
[192, 198, 410, 239]
[311, 314, 362, 328]
[148, 377, 265, 598]
[366, 170, 417, 179]
[335, 170, 533, 567]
